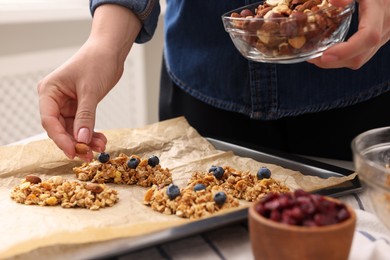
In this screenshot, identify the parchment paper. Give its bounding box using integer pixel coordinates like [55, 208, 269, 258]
[0, 117, 356, 259]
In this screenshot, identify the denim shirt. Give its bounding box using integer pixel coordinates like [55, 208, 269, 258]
[90, 0, 390, 120]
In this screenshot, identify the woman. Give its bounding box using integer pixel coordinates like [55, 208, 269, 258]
[37, 0, 390, 161]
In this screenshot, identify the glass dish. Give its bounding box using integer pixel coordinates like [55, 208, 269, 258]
[352, 127, 390, 230]
[222, 0, 355, 63]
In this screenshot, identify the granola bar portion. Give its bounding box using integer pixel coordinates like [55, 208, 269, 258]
[73, 153, 172, 187]
[144, 184, 239, 219]
[188, 166, 290, 201]
[10, 175, 118, 210]
[144, 166, 290, 219]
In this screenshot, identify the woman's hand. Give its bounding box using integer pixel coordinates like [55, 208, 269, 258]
[37, 4, 141, 161]
[38, 41, 119, 161]
[309, 0, 390, 69]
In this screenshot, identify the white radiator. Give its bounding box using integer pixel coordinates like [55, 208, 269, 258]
[0, 1, 164, 146]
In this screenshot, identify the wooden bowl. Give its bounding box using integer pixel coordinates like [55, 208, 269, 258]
[248, 197, 356, 260]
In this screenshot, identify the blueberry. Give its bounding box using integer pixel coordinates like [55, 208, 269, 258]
[257, 167, 271, 180]
[148, 155, 160, 167]
[127, 157, 140, 169]
[210, 166, 224, 180]
[208, 165, 217, 173]
[194, 183, 206, 191]
[97, 152, 110, 163]
[166, 184, 181, 200]
[214, 191, 227, 206]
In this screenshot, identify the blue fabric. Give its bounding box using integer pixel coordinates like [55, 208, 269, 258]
[90, 0, 160, 43]
[90, 0, 390, 120]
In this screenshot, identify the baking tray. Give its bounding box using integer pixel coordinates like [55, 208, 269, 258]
[85, 138, 363, 259]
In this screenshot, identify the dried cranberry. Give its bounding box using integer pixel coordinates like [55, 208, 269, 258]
[254, 189, 351, 227]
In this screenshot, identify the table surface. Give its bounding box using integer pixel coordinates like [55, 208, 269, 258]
[8, 134, 390, 260]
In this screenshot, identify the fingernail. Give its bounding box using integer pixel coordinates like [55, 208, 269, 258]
[321, 54, 339, 63]
[77, 128, 90, 143]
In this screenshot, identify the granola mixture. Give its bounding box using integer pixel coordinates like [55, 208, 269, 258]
[73, 153, 172, 187]
[188, 166, 290, 201]
[10, 175, 118, 210]
[144, 166, 290, 219]
[144, 184, 239, 219]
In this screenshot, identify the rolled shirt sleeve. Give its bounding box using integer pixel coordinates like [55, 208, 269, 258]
[89, 0, 160, 43]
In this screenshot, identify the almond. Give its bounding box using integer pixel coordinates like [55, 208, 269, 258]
[25, 175, 42, 184]
[75, 142, 90, 154]
[85, 183, 104, 194]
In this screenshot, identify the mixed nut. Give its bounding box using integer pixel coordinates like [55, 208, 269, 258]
[10, 175, 118, 210]
[228, 0, 353, 58]
[75, 142, 90, 154]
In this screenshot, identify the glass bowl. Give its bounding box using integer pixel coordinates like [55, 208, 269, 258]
[222, 0, 355, 63]
[352, 127, 390, 230]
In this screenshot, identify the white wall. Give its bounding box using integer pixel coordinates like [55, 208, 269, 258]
[0, 0, 165, 145]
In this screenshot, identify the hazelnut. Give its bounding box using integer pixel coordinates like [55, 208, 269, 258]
[242, 35, 258, 46]
[240, 9, 254, 17]
[280, 20, 301, 37]
[75, 142, 90, 154]
[290, 11, 308, 26]
[247, 20, 264, 33]
[304, 26, 322, 43]
[25, 175, 42, 184]
[258, 22, 285, 47]
[288, 36, 307, 49]
[255, 41, 276, 57]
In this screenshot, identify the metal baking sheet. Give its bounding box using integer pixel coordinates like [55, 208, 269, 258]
[84, 138, 363, 259]
[207, 138, 363, 197]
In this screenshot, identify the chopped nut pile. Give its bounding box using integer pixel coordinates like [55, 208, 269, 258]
[11, 154, 291, 218]
[144, 184, 239, 219]
[10, 175, 118, 210]
[188, 166, 290, 202]
[229, 0, 351, 57]
[144, 166, 290, 219]
[73, 153, 172, 187]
